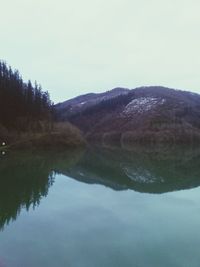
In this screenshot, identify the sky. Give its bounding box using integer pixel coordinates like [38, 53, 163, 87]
[1, 0, 200, 103]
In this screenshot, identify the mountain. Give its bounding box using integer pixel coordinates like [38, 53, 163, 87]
[55, 87, 129, 119]
[55, 86, 200, 144]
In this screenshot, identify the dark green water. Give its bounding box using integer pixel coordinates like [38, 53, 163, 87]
[0, 145, 200, 267]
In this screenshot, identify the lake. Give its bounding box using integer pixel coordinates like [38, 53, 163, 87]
[0, 145, 200, 267]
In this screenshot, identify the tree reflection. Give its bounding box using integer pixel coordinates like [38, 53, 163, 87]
[1, 145, 200, 230]
[0, 149, 83, 230]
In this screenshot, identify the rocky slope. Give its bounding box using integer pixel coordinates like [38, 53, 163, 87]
[55, 86, 200, 144]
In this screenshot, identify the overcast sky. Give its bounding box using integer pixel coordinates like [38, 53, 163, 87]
[1, 0, 200, 103]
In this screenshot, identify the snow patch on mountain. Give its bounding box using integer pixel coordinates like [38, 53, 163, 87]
[123, 166, 164, 184]
[123, 97, 165, 116]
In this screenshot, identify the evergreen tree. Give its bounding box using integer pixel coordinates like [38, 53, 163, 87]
[0, 60, 52, 130]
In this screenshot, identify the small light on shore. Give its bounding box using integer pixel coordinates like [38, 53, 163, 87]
[2, 142, 6, 146]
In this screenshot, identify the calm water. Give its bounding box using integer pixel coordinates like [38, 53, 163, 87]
[0, 145, 200, 267]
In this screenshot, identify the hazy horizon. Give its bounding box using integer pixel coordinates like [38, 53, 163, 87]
[1, 0, 200, 103]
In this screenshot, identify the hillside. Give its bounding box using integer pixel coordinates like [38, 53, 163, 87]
[0, 61, 52, 132]
[0, 61, 85, 149]
[55, 86, 200, 144]
[55, 87, 129, 120]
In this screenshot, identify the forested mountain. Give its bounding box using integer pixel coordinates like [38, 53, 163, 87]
[55, 87, 129, 120]
[0, 61, 52, 131]
[55, 86, 200, 144]
[3, 59, 200, 146]
[0, 61, 85, 149]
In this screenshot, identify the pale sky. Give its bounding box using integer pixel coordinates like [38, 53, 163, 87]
[1, 0, 200, 103]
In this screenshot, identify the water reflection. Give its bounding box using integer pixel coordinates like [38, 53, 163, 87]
[1, 145, 200, 229]
[0, 149, 83, 230]
[64, 145, 200, 194]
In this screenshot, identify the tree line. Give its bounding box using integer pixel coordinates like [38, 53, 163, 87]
[0, 61, 52, 130]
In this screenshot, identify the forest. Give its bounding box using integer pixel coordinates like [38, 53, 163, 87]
[0, 61, 85, 149]
[0, 61, 52, 131]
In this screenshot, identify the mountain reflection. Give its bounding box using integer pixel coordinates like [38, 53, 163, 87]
[63, 145, 200, 193]
[1, 145, 200, 229]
